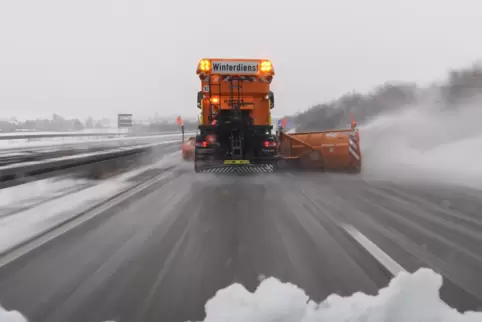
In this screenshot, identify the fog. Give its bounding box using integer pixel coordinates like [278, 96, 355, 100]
[1, 0, 482, 121]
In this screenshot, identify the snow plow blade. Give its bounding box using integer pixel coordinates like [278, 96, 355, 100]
[278, 129, 361, 172]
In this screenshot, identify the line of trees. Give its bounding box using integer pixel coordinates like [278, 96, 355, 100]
[0, 114, 86, 132]
[289, 60, 482, 131]
[133, 120, 198, 133]
[0, 113, 200, 133]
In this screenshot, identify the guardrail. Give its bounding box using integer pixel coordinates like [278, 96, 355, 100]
[0, 131, 196, 152]
[0, 131, 188, 140]
[0, 132, 120, 140]
[0, 131, 197, 167]
[0, 140, 181, 189]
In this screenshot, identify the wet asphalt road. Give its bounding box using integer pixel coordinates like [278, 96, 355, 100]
[0, 164, 482, 322]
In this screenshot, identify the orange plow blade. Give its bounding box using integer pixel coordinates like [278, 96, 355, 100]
[278, 129, 361, 172]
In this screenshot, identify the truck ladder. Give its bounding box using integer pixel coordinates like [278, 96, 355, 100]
[228, 77, 244, 159]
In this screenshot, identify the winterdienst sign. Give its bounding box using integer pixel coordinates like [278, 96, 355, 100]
[211, 61, 259, 75]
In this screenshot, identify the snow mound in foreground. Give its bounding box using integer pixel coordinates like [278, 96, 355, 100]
[1, 268, 480, 322]
[0, 306, 27, 322]
[191, 268, 481, 322]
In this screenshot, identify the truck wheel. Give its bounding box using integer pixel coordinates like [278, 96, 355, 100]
[194, 154, 201, 172]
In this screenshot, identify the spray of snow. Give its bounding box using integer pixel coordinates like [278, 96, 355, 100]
[191, 268, 481, 322]
[360, 98, 482, 187]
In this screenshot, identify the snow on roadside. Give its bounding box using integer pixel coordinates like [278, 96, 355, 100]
[0, 150, 181, 254]
[0, 179, 130, 254]
[0, 177, 91, 210]
[191, 268, 481, 322]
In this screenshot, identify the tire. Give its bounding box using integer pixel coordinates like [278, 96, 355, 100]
[194, 152, 201, 172]
[194, 159, 199, 172]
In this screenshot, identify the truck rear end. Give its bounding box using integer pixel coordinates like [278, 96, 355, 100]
[194, 58, 278, 174]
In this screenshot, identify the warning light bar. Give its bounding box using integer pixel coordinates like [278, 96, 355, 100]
[198, 59, 211, 73]
[260, 60, 272, 72]
[196, 58, 274, 76]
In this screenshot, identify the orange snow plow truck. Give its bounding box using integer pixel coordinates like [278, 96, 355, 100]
[194, 58, 361, 173]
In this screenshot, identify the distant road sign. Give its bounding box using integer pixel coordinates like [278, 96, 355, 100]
[117, 114, 133, 128]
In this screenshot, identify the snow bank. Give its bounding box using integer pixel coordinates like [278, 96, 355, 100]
[1, 268, 479, 322]
[192, 268, 481, 322]
[0, 305, 27, 322]
[360, 100, 482, 188]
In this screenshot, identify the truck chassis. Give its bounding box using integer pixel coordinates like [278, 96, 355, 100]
[194, 123, 279, 174]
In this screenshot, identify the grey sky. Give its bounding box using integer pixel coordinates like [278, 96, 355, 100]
[1, 0, 481, 121]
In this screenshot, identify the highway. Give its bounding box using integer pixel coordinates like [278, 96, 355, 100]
[0, 164, 481, 321]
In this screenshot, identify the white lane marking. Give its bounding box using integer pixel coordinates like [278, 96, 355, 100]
[0, 169, 178, 268]
[342, 224, 407, 276]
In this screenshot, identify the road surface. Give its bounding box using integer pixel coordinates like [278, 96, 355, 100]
[0, 165, 481, 321]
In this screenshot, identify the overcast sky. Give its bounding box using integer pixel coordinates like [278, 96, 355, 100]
[1, 0, 482, 121]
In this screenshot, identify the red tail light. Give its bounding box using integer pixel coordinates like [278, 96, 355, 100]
[264, 141, 277, 148]
[206, 134, 216, 144]
[196, 141, 208, 148]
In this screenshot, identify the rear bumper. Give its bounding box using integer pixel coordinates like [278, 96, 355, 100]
[195, 163, 276, 174]
[194, 156, 278, 174]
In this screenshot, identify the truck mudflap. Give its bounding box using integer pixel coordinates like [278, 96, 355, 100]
[195, 159, 277, 175]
